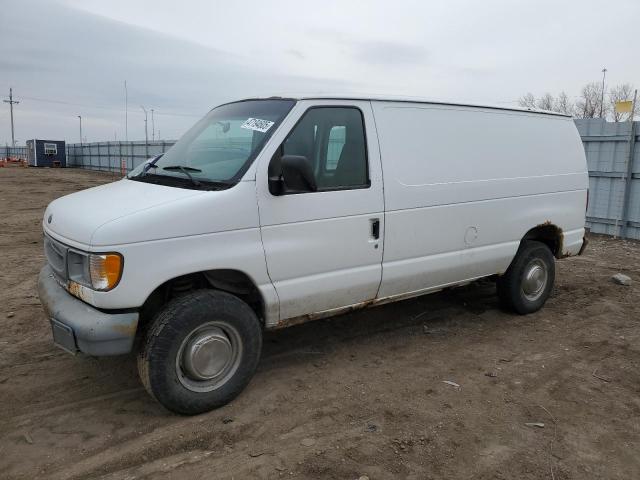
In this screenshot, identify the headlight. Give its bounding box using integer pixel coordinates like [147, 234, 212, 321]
[89, 253, 123, 291]
[67, 250, 91, 287]
[67, 250, 123, 291]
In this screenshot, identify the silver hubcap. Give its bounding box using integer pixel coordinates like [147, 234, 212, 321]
[521, 259, 548, 301]
[176, 322, 242, 392]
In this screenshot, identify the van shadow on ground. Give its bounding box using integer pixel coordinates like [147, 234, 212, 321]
[259, 279, 501, 371]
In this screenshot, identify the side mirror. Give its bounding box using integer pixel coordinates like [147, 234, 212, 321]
[269, 155, 317, 195]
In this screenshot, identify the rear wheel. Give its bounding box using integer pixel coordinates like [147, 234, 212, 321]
[497, 240, 555, 314]
[137, 289, 262, 415]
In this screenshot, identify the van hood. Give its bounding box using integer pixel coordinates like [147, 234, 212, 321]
[43, 179, 204, 246]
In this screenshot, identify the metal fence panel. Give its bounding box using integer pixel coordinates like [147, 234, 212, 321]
[2, 145, 27, 159]
[66, 140, 176, 173]
[575, 118, 639, 239]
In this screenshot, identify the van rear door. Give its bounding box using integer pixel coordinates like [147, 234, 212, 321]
[255, 100, 384, 321]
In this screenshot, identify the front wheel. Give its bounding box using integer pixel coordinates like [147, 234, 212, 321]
[497, 240, 555, 314]
[137, 289, 262, 415]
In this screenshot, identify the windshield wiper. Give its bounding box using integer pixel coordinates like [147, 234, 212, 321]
[202, 180, 235, 190]
[163, 165, 202, 172]
[140, 154, 164, 176]
[162, 165, 202, 187]
[129, 171, 235, 190]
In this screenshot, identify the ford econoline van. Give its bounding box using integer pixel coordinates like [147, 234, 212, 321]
[38, 95, 588, 414]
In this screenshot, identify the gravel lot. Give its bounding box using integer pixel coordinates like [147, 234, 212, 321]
[1, 167, 639, 480]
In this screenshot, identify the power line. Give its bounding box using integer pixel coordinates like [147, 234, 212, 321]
[15, 94, 202, 118]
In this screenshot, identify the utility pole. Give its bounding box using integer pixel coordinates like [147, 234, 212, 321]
[141, 105, 149, 158]
[600, 67, 607, 118]
[3, 87, 19, 148]
[151, 108, 155, 141]
[78, 116, 83, 145]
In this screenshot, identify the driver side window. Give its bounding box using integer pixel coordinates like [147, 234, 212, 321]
[279, 107, 369, 190]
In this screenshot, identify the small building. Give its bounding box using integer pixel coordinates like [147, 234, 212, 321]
[26, 139, 66, 167]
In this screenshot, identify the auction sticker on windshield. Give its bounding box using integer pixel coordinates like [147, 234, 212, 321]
[241, 118, 275, 133]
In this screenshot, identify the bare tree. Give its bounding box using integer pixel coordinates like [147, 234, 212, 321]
[518, 91, 574, 115]
[575, 82, 607, 119]
[536, 93, 555, 111]
[609, 83, 635, 122]
[554, 91, 575, 116]
[518, 82, 634, 119]
[518, 93, 537, 109]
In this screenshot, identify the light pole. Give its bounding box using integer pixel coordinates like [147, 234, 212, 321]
[123, 80, 129, 175]
[78, 116, 83, 145]
[600, 67, 607, 118]
[124, 81, 128, 142]
[140, 105, 149, 158]
[151, 108, 155, 141]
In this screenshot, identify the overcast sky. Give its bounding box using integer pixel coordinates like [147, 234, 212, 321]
[1, 0, 638, 144]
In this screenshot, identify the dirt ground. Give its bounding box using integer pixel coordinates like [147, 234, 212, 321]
[0, 167, 639, 480]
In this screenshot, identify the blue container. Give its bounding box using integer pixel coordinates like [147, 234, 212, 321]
[26, 139, 66, 167]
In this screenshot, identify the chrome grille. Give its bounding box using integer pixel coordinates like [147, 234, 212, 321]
[44, 234, 68, 282]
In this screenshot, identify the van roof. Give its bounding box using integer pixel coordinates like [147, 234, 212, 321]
[237, 94, 571, 118]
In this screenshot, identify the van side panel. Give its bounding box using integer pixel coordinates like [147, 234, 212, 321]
[372, 102, 588, 299]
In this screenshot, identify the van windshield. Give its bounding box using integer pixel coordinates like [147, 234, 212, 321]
[129, 99, 295, 189]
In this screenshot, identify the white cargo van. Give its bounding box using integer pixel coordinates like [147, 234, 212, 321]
[38, 95, 588, 414]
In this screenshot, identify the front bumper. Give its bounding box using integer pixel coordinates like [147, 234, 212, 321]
[37, 265, 139, 356]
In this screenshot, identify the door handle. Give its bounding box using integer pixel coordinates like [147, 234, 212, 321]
[371, 219, 380, 240]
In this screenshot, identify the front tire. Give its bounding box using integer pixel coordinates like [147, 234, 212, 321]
[497, 240, 555, 314]
[137, 289, 262, 415]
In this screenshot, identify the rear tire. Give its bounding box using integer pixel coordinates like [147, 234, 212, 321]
[497, 240, 555, 314]
[137, 289, 262, 415]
